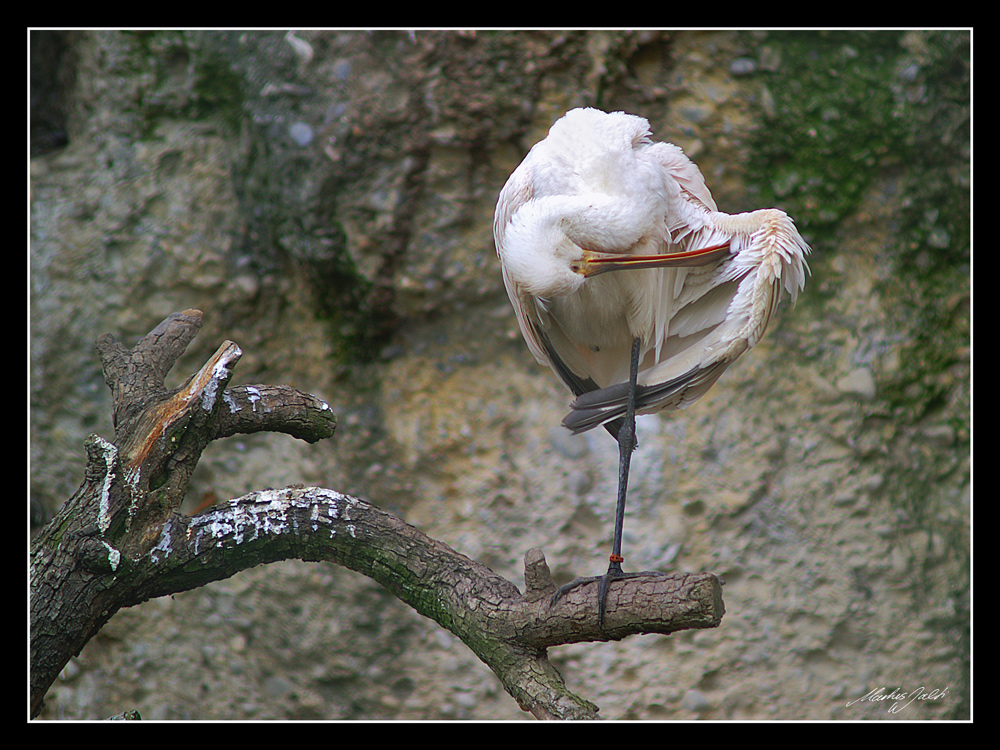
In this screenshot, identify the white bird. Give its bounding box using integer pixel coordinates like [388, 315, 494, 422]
[494, 107, 810, 630]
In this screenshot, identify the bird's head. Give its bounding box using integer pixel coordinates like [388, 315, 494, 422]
[500, 197, 589, 299]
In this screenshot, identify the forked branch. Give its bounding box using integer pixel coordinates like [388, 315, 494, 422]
[30, 310, 724, 720]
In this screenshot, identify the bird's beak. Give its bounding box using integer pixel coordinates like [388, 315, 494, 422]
[572, 241, 732, 277]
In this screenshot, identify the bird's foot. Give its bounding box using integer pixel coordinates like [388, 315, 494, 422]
[551, 561, 669, 633]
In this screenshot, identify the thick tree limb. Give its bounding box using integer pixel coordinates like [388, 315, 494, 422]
[29, 310, 724, 720]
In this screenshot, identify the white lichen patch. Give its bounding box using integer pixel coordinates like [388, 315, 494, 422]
[102, 540, 121, 572]
[199, 362, 222, 412]
[224, 390, 241, 413]
[305, 489, 342, 537]
[94, 436, 118, 534]
[123, 464, 142, 527]
[185, 488, 345, 553]
[246, 386, 262, 412]
[150, 488, 350, 563]
[149, 515, 178, 564]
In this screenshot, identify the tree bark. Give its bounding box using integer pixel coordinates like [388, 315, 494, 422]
[29, 310, 725, 720]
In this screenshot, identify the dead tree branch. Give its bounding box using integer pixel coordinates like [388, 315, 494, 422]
[29, 310, 725, 720]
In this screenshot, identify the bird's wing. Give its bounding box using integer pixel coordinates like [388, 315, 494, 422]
[562, 357, 734, 434]
[560, 270, 753, 434]
[644, 142, 718, 212]
[494, 159, 534, 256]
[537, 322, 625, 439]
[563, 209, 809, 435]
[495, 160, 548, 362]
[561, 272, 749, 435]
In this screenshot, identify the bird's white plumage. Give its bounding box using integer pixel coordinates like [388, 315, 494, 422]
[494, 107, 810, 435]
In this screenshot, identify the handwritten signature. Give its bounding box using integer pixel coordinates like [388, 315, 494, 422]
[846, 686, 949, 714]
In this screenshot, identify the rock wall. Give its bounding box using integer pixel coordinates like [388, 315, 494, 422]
[30, 30, 969, 720]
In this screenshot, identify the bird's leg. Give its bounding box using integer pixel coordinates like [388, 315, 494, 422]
[550, 337, 649, 634]
[596, 336, 641, 629]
